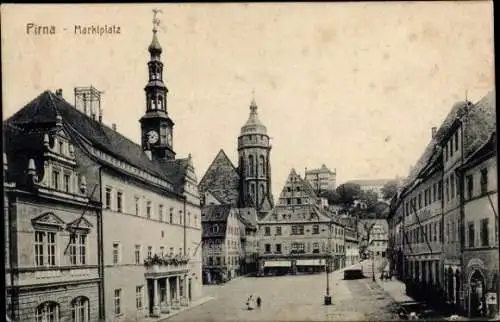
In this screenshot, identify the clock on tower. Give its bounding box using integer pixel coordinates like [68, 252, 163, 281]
[139, 14, 176, 161]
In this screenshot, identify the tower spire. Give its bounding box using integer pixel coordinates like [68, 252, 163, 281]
[250, 89, 257, 113]
[149, 9, 163, 56]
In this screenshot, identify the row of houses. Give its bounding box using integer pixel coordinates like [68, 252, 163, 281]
[387, 90, 497, 319]
[4, 23, 203, 322]
[200, 167, 362, 282]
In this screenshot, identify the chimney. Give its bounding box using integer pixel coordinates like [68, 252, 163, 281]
[431, 127, 437, 139]
[55, 89, 63, 97]
[112, 123, 117, 131]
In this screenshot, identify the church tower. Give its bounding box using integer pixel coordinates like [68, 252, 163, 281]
[238, 94, 274, 216]
[140, 11, 175, 161]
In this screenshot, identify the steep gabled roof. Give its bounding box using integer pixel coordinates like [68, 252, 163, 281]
[201, 204, 232, 222]
[198, 149, 240, 205]
[4, 90, 189, 194]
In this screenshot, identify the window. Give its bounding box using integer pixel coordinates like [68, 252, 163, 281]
[444, 145, 448, 161]
[264, 244, 271, 253]
[117, 191, 123, 213]
[275, 226, 282, 236]
[466, 175, 473, 199]
[188, 212, 191, 226]
[445, 178, 450, 202]
[113, 243, 120, 264]
[179, 211, 183, 225]
[69, 234, 86, 265]
[433, 183, 437, 202]
[480, 168, 488, 194]
[450, 137, 454, 157]
[286, 198, 291, 205]
[313, 242, 320, 253]
[35, 302, 59, 322]
[468, 222, 475, 248]
[297, 198, 302, 205]
[35, 231, 45, 266]
[72, 297, 89, 322]
[438, 180, 443, 200]
[418, 193, 422, 209]
[114, 289, 121, 316]
[52, 170, 60, 190]
[170, 209, 173, 223]
[454, 131, 459, 151]
[59, 140, 64, 154]
[134, 245, 141, 264]
[160, 246, 164, 256]
[136, 286, 144, 309]
[64, 174, 71, 193]
[47, 232, 56, 266]
[147, 246, 153, 258]
[265, 227, 270, 236]
[146, 201, 152, 219]
[69, 234, 77, 265]
[135, 197, 140, 216]
[312, 224, 319, 235]
[450, 173, 455, 199]
[105, 187, 112, 209]
[276, 244, 282, 253]
[480, 219, 489, 247]
[158, 204, 164, 221]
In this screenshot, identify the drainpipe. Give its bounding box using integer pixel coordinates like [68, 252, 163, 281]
[98, 166, 105, 321]
[8, 191, 16, 320]
[183, 197, 187, 256]
[459, 120, 466, 315]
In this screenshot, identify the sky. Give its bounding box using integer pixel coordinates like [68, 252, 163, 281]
[2, 2, 495, 200]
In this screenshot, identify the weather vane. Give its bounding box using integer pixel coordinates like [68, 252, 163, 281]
[152, 8, 162, 31]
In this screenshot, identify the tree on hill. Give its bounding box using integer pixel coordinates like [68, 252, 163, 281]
[381, 180, 399, 201]
[335, 183, 361, 208]
[319, 190, 341, 205]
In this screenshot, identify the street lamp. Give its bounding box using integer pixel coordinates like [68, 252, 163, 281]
[371, 250, 376, 282]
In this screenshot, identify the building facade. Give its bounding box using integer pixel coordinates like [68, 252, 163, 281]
[238, 208, 259, 274]
[305, 164, 337, 194]
[387, 90, 496, 317]
[4, 124, 102, 322]
[4, 20, 203, 322]
[201, 205, 244, 284]
[257, 169, 345, 275]
[344, 225, 359, 266]
[458, 132, 498, 318]
[367, 224, 389, 258]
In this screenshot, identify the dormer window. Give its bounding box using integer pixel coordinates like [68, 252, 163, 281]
[58, 141, 64, 154]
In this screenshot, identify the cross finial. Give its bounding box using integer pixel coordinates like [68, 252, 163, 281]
[250, 89, 257, 112]
[152, 8, 162, 31]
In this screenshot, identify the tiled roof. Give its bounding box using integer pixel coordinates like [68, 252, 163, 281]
[463, 90, 496, 159]
[199, 149, 240, 206]
[238, 207, 258, 228]
[201, 204, 232, 222]
[4, 90, 188, 194]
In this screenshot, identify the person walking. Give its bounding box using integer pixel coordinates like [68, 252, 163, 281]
[256, 296, 262, 309]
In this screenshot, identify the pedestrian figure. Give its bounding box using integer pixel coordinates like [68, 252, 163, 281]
[256, 296, 262, 308]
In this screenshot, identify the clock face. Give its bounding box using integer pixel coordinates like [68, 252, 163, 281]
[147, 130, 159, 144]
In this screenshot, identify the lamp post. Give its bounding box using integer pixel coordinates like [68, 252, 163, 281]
[324, 217, 333, 305]
[372, 251, 376, 282]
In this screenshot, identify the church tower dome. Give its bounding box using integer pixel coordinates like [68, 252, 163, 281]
[237, 92, 274, 216]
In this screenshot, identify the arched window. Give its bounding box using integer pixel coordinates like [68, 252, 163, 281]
[259, 155, 265, 176]
[72, 297, 90, 322]
[248, 155, 254, 177]
[158, 95, 163, 110]
[35, 302, 59, 322]
[260, 184, 265, 203]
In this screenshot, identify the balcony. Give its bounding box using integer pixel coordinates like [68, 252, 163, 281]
[144, 254, 190, 276]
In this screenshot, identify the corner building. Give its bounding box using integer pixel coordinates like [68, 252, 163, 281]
[3, 23, 203, 322]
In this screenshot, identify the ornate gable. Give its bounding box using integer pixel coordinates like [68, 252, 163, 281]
[31, 212, 65, 230]
[67, 216, 94, 232]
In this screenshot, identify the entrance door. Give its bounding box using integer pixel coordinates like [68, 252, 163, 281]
[470, 270, 485, 317]
[147, 279, 154, 315]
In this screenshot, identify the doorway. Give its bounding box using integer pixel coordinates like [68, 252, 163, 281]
[469, 270, 486, 318]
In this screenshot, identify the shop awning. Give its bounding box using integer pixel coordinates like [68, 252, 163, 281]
[264, 261, 292, 267]
[296, 259, 324, 266]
